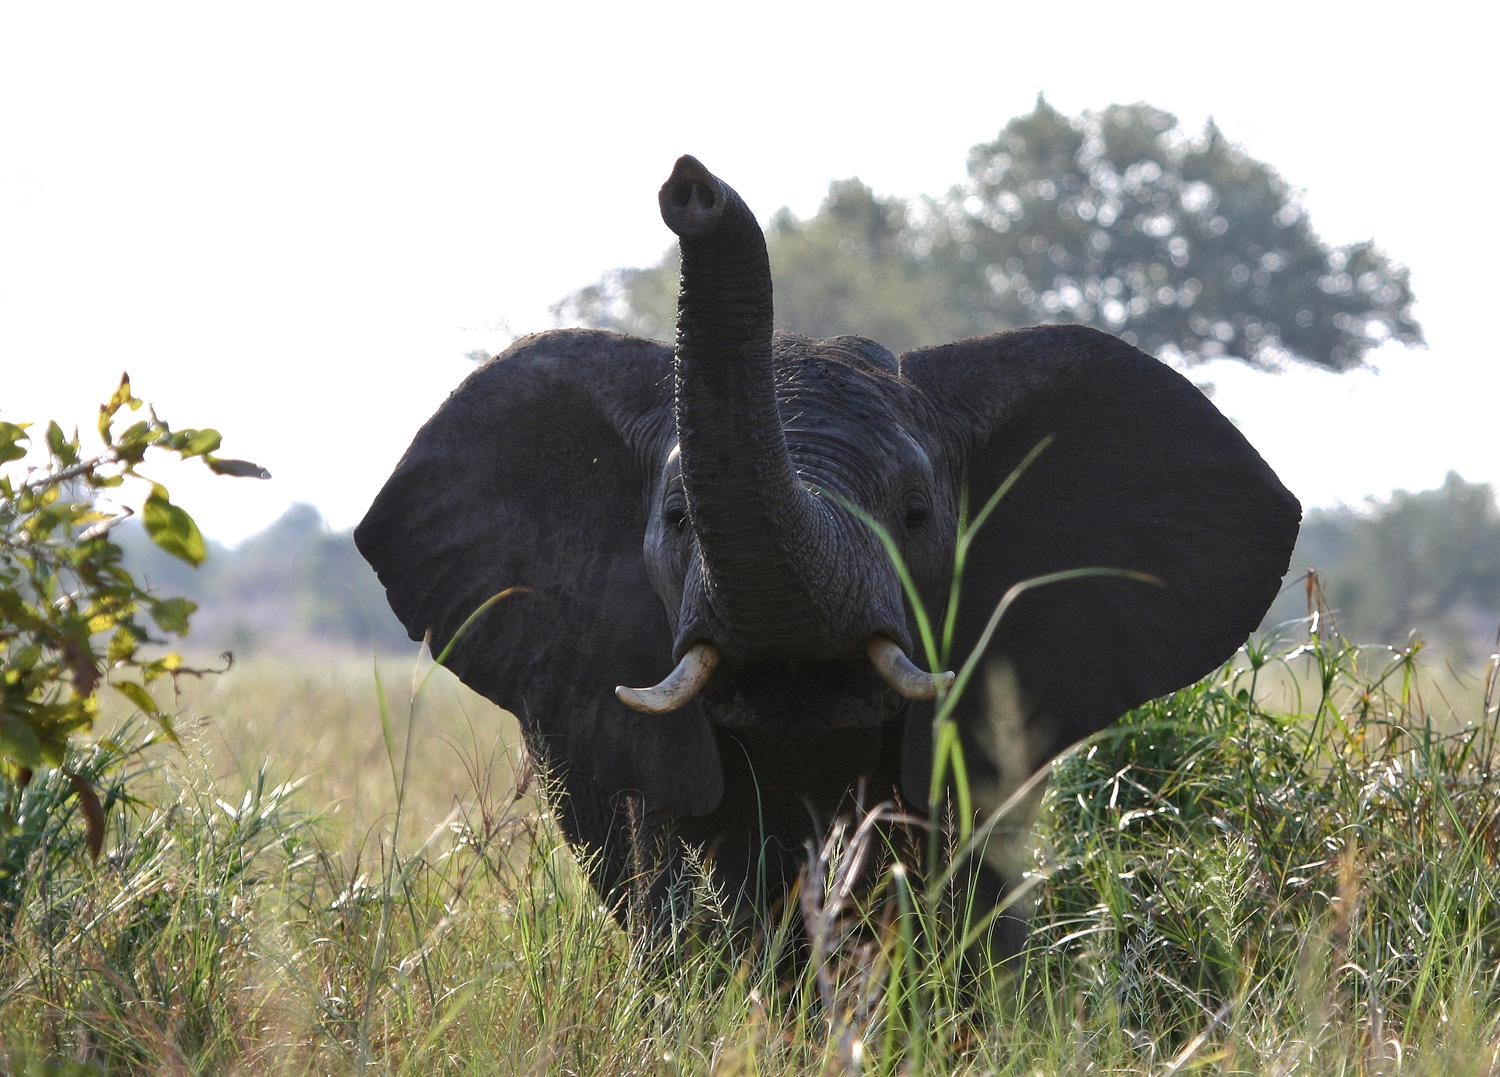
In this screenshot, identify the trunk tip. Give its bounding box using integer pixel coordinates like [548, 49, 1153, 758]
[660, 155, 726, 238]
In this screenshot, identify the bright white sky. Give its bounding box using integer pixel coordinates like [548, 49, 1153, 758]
[2, 2, 1494, 544]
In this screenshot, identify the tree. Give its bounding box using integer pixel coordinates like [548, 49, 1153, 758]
[116, 503, 412, 654]
[551, 249, 681, 345]
[1332, 473, 1500, 647]
[553, 179, 968, 355]
[762, 181, 972, 354]
[939, 99, 1421, 370]
[1264, 473, 1500, 659]
[555, 100, 1421, 372]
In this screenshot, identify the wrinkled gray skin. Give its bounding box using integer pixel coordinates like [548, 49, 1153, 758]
[356, 156, 1301, 958]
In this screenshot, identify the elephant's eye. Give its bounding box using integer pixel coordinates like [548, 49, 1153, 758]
[904, 495, 930, 531]
[663, 495, 688, 532]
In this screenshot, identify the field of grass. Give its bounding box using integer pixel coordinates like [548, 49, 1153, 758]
[3, 623, 1500, 1074]
[152, 652, 528, 857]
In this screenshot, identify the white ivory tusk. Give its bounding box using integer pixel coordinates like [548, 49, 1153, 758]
[866, 636, 956, 701]
[615, 642, 722, 714]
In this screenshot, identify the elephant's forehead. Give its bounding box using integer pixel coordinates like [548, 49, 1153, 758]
[771, 332, 898, 374]
[774, 346, 912, 405]
[770, 354, 929, 478]
[772, 352, 915, 426]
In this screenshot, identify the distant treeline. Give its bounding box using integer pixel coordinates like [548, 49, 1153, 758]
[117, 503, 410, 656]
[1265, 471, 1500, 663]
[124, 476, 1500, 665]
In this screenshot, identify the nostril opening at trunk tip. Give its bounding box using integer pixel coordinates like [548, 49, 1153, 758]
[668, 180, 715, 210]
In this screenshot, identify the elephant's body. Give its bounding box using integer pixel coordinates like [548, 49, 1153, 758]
[563, 708, 912, 927]
[356, 157, 1300, 959]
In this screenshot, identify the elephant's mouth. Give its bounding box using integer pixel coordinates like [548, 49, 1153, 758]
[696, 655, 906, 732]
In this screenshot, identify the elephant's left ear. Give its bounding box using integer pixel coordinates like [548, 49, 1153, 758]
[900, 325, 1300, 795]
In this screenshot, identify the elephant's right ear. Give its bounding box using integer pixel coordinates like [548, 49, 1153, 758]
[355, 330, 722, 818]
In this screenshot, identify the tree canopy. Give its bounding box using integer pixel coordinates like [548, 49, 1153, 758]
[552, 179, 966, 356]
[555, 100, 1422, 371]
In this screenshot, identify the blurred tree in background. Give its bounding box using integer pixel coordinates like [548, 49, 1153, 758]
[553, 180, 970, 355]
[1266, 473, 1500, 660]
[117, 504, 409, 655]
[939, 99, 1421, 368]
[555, 99, 1422, 371]
[552, 250, 681, 348]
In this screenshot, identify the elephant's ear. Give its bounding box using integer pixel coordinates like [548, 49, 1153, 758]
[899, 325, 1299, 800]
[355, 329, 722, 818]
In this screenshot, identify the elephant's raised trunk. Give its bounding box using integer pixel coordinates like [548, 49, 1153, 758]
[661, 157, 843, 655]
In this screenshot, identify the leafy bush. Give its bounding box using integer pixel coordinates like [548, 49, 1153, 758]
[0, 374, 267, 853]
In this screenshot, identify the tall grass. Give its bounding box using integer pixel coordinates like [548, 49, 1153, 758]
[3, 605, 1500, 1073]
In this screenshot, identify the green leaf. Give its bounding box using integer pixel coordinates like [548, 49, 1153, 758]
[106, 625, 142, 665]
[0, 714, 43, 769]
[149, 596, 197, 635]
[105, 372, 136, 416]
[96, 371, 142, 446]
[112, 680, 159, 716]
[205, 456, 271, 479]
[10, 644, 42, 672]
[142, 487, 207, 566]
[119, 420, 150, 444]
[45, 420, 75, 465]
[0, 421, 30, 464]
[174, 428, 222, 457]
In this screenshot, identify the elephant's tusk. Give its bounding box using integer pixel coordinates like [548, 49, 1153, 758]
[615, 642, 722, 714]
[867, 636, 956, 701]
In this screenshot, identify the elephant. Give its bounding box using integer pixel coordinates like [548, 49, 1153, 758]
[355, 155, 1300, 959]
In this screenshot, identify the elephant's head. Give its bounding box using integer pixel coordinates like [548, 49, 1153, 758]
[355, 156, 1299, 884]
